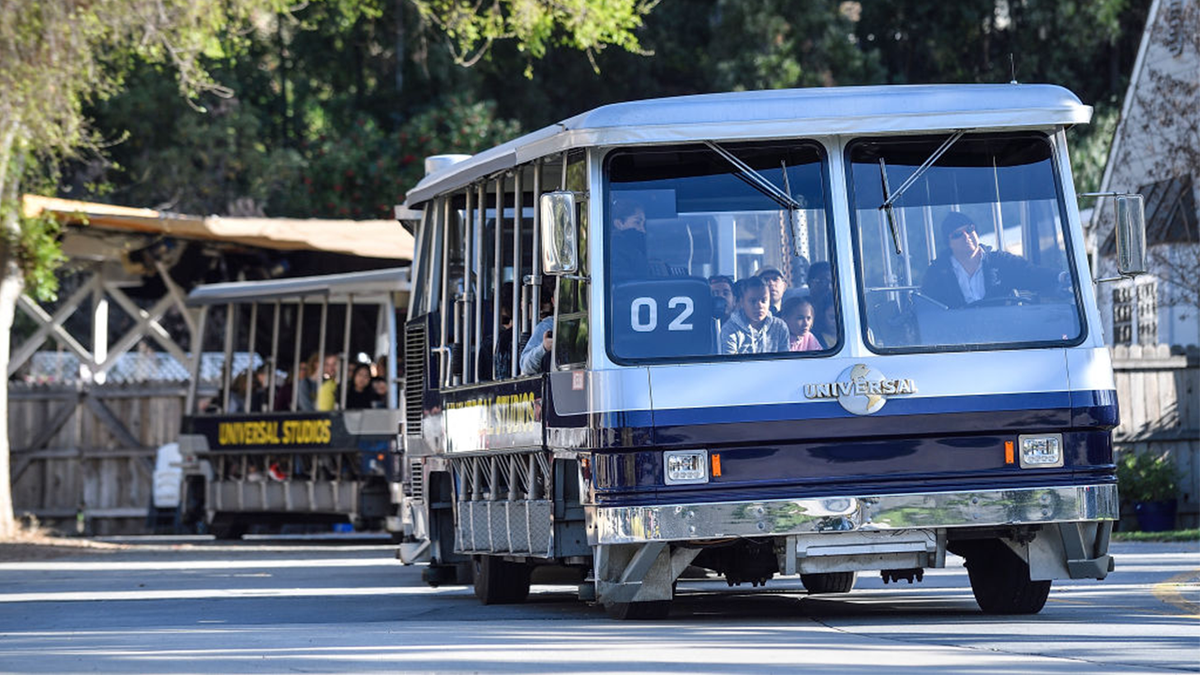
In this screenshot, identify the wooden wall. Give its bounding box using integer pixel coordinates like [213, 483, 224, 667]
[8, 384, 185, 535]
[1112, 344, 1200, 529]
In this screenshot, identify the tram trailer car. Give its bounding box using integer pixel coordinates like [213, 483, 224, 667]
[395, 84, 1146, 619]
[177, 269, 409, 538]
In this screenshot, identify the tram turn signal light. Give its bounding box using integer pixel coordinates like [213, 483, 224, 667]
[711, 453, 722, 477]
[1004, 441, 1015, 465]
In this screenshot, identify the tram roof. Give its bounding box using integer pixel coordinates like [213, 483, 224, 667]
[187, 267, 410, 306]
[406, 83, 1090, 206]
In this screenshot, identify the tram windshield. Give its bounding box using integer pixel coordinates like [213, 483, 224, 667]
[847, 132, 1084, 352]
[604, 141, 835, 363]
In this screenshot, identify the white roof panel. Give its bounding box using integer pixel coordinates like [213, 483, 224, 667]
[406, 84, 1091, 206]
[187, 267, 410, 306]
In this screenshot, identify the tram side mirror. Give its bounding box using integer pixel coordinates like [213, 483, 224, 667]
[1115, 194, 1147, 277]
[540, 191, 578, 275]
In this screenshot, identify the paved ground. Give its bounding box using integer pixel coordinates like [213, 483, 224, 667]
[0, 537, 1195, 674]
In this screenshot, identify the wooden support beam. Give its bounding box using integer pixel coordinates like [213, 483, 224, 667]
[100, 287, 189, 375]
[21, 395, 80, 452]
[82, 394, 148, 450]
[9, 276, 99, 376]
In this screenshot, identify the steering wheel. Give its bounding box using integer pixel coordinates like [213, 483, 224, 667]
[967, 292, 1030, 308]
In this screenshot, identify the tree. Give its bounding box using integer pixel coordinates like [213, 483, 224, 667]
[0, 0, 302, 539]
[0, 0, 658, 538]
[410, 0, 658, 73]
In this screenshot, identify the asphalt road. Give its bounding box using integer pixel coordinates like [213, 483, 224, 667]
[0, 538, 1196, 674]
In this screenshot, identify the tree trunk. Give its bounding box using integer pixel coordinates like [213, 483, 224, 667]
[0, 263, 21, 539]
[0, 120, 20, 538]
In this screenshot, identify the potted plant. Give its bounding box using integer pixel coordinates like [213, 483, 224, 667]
[1116, 451, 1179, 532]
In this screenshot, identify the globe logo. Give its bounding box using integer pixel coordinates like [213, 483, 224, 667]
[836, 363, 889, 415]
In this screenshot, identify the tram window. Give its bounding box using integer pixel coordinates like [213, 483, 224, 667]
[555, 152, 589, 369]
[604, 141, 835, 363]
[847, 132, 1083, 351]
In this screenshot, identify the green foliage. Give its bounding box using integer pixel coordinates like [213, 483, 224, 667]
[12, 212, 66, 302]
[1068, 102, 1120, 200]
[278, 96, 520, 218]
[91, 66, 306, 216]
[1116, 451, 1180, 504]
[411, 0, 656, 73]
[709, 0, 884, 91]
[1112, 528, 1200, 542]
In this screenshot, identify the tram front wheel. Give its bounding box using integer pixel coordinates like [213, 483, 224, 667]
[473, 555, 532, 605]
[964, 540, 1051, 614]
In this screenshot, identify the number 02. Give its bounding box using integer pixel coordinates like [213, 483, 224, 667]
[630, 296, 694, 332]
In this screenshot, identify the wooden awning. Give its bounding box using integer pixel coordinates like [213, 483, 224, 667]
[22, 195, 413, 261]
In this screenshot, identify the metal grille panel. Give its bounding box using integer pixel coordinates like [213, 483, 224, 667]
[403, 324, 426, 434]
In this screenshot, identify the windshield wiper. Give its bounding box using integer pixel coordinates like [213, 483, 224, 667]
[704, 141, 803, 211]
[705, 141, 808, 256]
[878, 130, 966, 255]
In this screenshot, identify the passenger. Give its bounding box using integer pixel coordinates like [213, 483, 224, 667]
[708, 275, 735, 323]
[807, 261, 834, 311]
[370, 376, 388, 406]
[757, 266, 788, 315]
[921, 212, 1065, 308]
[519, 278, 557, 375]
[814, 301, 838, 350]
[781, 297, 822, 352]
[274, 359, 308, 411]
[493, 282, 515, 379]
[806, 261, 837, 349]
[228, 368, 262, 413]
[315, 353, 342, 411]
[609, 197, 649, 281]
[719, 276, 790, 355]
[296, 352, 322, 411]
[344, 363, 380, 409]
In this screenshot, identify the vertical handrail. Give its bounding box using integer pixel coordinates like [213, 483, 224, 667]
[245, 302, 258, 410]
[510, 171, 521, 377]
[291, 301, 304, 411]
[340, 294, 354, 410]
[221, 303, 235, 413]
[267, 300, 281, 411]
[186, 306, 209, 414]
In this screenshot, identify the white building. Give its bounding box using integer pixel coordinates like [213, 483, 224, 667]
[1091, 0, 1199, 349]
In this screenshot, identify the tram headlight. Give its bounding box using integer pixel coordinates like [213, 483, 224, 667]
[1018, 433, 1064, 469]
[664, 449, 708, 485]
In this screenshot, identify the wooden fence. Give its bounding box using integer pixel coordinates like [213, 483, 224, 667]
[8, 384, 185, 535]
[1111, 344, 1200, 529]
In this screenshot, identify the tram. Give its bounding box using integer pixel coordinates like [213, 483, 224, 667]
[177, 268, 408, 538]
[396, 85, 1144, 618]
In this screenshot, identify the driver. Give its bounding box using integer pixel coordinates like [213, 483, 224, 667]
[920, 212, 1065, 308]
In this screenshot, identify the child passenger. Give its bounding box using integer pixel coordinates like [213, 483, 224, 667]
[719, 276, 790, 355]
[781, 297, 822, 352]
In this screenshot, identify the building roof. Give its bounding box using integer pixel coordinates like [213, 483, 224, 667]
[23, 195, 413, 261]
[406, 83, 1092, 206]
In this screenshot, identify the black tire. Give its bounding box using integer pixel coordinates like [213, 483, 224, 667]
[605, 600, 671, 620]
[964, 540, 1052, 614]
[800, 571, 857, 594]
[473, 555, 532, 605]
[209, 518, 246, 541]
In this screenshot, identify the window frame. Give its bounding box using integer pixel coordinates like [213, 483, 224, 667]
[843, 130, 1089, 355]
[600, 140, 839, 367]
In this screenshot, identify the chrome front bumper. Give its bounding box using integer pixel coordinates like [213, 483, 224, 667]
[587, 483, 1119, 545]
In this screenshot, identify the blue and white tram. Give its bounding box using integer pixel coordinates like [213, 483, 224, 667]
[397, 85, 1145, 619]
